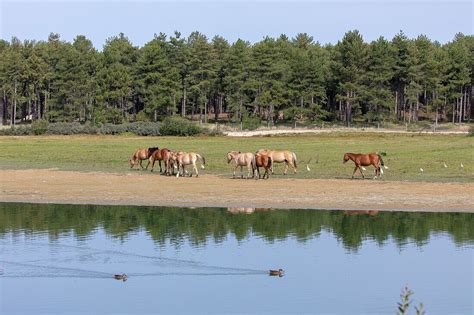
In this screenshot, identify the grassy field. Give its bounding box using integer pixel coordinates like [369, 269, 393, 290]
[0, 133, 472, 182]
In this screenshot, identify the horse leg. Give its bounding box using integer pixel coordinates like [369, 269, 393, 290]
[159, 160, 162, 173]
[240, 166, 243, 179]
[352, 166, 358, 179]
[194, 162, 199, 177]
[283, 161, 289, 175]
[233, 165, 237, 178]
[149, 158, 155, 172]
[358, 165, 365, 179]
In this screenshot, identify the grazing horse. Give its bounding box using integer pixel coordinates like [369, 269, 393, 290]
[129, 147, 158, 169]
[171, 152, 206, 177]
[147, 148, 172, 173]
[252, 152, 273, 179]
[256, 149, 297, 175]
[343, 152, 386, 179]
[227, 151, 255, 179]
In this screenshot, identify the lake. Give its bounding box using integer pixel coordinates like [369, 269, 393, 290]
[0, 203, 473, 314]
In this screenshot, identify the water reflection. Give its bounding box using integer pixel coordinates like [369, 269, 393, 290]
[0, 203, 473, 250]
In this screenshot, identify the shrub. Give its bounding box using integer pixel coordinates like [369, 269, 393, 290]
[242, 116, 261, 131]
[469, 125, 474, 136]
[0, 125, 32, 136]
[126, 122, 161, 136]
[31, 120, 49, 135]
[159, 116, 202, 136]
[47, 122, 84, 135]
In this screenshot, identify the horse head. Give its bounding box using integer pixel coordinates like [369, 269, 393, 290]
[343, 153, 351, 163]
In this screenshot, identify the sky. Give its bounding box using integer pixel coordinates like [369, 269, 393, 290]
[0, 0, 472, 49]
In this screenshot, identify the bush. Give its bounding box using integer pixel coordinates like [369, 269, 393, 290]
[242, 116, 261, 131]
[126, 122, 161, 136]
[469, 125, 474, 136]
[0, 125, 32, 136]
[159, 116, 202, 136]
[31, 120, 49, 135]
[47, 122, 84, 135]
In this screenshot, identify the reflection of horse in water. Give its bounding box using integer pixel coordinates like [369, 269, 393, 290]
[129, 147, 158, 169]
[344, 210, 380, 216]
[343, 153, 387, 179]
[226, 151, 255, 179]
[256, 149, 297, 175]
[227, 207, 270, 214]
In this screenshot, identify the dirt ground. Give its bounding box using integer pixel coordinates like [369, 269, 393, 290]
[1, 169, 473, 212]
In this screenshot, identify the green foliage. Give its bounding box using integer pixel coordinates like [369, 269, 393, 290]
[31, 120, 49, 135]
[159, 116, 202, 136]
[0, 31, 472, 129]
[242, 116, 261, 130]
[397, 286, 425, 315]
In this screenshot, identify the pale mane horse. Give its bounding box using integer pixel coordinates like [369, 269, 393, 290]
[227, 151, 255, 179]
[171, 152, 206, 178]
[256, 149, 297, 175]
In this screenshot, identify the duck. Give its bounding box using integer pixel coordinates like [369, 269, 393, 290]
[269, 269, 284, 277]
[114, 274, 128, 281]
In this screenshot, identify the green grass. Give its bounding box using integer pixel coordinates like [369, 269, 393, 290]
[0, 133, 472, 182]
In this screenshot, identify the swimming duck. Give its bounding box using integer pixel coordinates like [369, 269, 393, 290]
[114, 274, 128, 281]
[269, 269, 284, 277]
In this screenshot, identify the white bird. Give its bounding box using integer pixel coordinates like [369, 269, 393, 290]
[420, 168, 424, 173]
[361, 166, 367, 171]
[443, 162, 448, 168]
[461, 163, 464, 168]
[306, 164, 311, 172]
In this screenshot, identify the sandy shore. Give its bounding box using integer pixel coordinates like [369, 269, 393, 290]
[1, 169, 472, 212]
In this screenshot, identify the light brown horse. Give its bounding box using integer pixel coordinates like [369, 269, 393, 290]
[252, 152, 273, 179]
[171, 151, 206, 178]
[227, 151, 255, 179]
[147, 148, 172, 174]
[343, 152, 386, 179]
[129, 147, 158, 169]
[256, 149, 297, 175]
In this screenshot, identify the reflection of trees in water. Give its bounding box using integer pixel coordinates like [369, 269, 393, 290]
[0, 203, 472, 250]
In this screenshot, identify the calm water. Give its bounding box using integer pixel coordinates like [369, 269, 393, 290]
[0, 203, 473, 315]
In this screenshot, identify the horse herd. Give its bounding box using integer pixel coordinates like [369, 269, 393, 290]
[130, 146, 388, 180]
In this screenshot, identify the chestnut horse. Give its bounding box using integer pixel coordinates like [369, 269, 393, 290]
[147, 148, 172, 174]
[256, 149, 297, 175]
[129, 147, 158, 169]
[343, 152, 387, 179]
[252, 152, 273, 179]
[227, 151, 255, 179]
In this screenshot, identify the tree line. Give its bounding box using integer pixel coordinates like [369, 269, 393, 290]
[1, 203, 473, 250]
[0, 31, 472, 127]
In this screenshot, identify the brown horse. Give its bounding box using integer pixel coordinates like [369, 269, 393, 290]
[343, 152, 387, 179]
[256, 149, 297, 175]
[227, 151, 255, 179]
[147, 148, 172, 174]
[129, 147, 158, 169]
[252, 152, 273, 179]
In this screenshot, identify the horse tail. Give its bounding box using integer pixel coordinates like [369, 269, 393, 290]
[292, 152, 297, 168]
[377, 154, 385, 167]
[198, 154, 206, 167]
[268, 156, 273, 169]
[252, 155, 257, 170]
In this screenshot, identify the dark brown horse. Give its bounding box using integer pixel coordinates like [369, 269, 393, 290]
[252, 153, 273, 179]
[343, 152, 387, 179]
[147, 148, 172, 174]
[129, 147, 158, 169]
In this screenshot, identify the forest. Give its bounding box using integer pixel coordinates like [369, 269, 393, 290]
[0, 30, 472, 127]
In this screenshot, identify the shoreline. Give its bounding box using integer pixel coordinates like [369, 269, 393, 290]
[1, 169, 473, 213]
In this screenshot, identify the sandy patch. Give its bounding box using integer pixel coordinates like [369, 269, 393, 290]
[1, 169, 472, 212]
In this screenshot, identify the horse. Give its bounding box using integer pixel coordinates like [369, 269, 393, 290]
[147, 148, 172, 174]
[227, 151, 255, 179]
[343, 152, 386, 179]
[256, 149, 297, 175]
[252, 152, 273, 179]
[171, 152, 206, 177]
[129, 147, 158, 169]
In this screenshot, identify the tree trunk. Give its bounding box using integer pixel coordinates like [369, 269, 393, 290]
[182, 87, 186, 117]
[12, 80, 17, 126]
